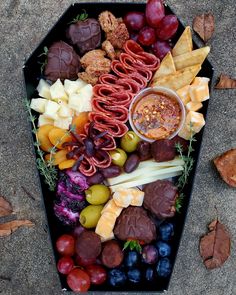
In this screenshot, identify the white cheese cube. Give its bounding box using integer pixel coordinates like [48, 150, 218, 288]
[30, 98, 47, 113]
[44, 100, 60, 120]
[178, 124, 192, 140]
[54, 117, 72, 130]
[64, 79, 87, 96]
[58, 105, 74, 118]
[38, 114, 54, 127]
[186, 111, 205, 133]
[36, 79, 52, 99]
[69, 84, 93, 113]
[50, 79, 68, 102]
[189, 85, 209, 102]
[186, 101, 203, 112]
[191, 77, 210, 86]
[176, 85, 191, 105]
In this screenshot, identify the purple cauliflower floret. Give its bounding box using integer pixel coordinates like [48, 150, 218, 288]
[54, 203, 80, 226]
[57, 182, 84, 201]
[66, 170, 89, 191]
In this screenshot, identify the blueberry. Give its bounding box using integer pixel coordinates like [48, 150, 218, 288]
[108, 269, 127, 287]
[124, 251, 140, 268]
[145, 267, 156, 282]
[155, 241, 171, 257]
[159, 223, 174, 241]
[156, 258, 172, 277]
[127, 268, 141, 283]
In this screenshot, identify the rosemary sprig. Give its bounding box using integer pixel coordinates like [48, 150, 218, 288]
[175, 122, 197, 191]
[25, 98, 57, 191]
[68, 9, 88, 24]
[38, 46, 48, 74]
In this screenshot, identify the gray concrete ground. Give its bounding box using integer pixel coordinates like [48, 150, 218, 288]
[0, 0, 236, 294]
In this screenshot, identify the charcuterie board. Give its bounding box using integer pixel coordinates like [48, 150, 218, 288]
[23, 1, 213, 292]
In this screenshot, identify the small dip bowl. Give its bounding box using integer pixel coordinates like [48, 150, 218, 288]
[129, 87, 186, 143]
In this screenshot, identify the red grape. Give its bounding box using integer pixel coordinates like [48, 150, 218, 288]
[130, 32, 139, 43]
[145, 0, 165, 28]
[138, 27, 156, 46]
[156, 15, 179, 40]
[75, 254, 96, 267]
[56, 234, 75, 256]
[142, 245, 158, 264]
[151, 40, 171, 60]
[67, 268, 91, 292]
[57, 256, 74, 275]
[86, 265, 107, 285]
[73, 225, 86, 238]
[124, 11, 146, 31]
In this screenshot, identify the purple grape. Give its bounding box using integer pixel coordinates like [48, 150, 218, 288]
[142, 245, 158, 264]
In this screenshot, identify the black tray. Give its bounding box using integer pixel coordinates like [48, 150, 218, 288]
[23, 2, 214, 293]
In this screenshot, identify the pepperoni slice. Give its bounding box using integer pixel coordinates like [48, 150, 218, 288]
[124, 40, 144, 58]
[92, 150, 112, 168]
[79, 157, 97, 177]
[115, 78, 141, 94]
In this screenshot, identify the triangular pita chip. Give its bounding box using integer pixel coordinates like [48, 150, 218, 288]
[173, 46, 210, 70]
[151, 52, 176, 81]
[172, 26, 193, 57]
[150, 64, 201, 91]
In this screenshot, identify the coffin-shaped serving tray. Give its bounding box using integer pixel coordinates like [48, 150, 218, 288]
[23, 2, 213, 292]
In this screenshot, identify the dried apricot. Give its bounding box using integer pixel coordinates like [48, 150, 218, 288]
[72, 112, 89, 135]
[59, 159, 76, 170]
[48, 128, 73, 149]
[37, 125, 54, 152]
[45, 149, 68, 165]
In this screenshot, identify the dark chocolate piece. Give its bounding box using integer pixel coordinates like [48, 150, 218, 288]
[66, 18, 101, 55]
[144, 180, 178, 219]
[44, 41, 81, 82]
[114, 207, 156, 244]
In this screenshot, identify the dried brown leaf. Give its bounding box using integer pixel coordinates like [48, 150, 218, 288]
[215, 74, 236, 89]
[193, 13, 215, 42]
[0, 220, 34, 237]
[0, 196, 13, 217]
[200, 220, 230, 269]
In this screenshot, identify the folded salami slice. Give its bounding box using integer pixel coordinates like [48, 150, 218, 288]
[111, 60, 133, 78]
[128, 72, 147, 89]
[115, 78, 141, 94]
[133, 68, 153, 81]
[99, 74, 120, 87]
[135, 51, 160, 71]
[89, 113, 128, 137]
[123, 40, 144, 59]
[119, 53, 138, 71]
[79, 156, 97, 176]
[92, 150, 112, 168]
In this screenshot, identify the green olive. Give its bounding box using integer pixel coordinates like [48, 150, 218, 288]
[121, 131, 141, 153]
[79, 205, 103, 228]
[109, 148, 128, 167]
[85, 184, 110, 205]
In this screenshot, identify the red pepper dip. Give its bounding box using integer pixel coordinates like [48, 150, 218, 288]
[131, 91, 182, 140]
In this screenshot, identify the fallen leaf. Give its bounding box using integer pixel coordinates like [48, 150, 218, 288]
[215, 74, 236, 89]
[193, 13, 215, 42]
[200, 220, 230, 269]
[0, 196, 13, 217]
[0, 220, 34, 237]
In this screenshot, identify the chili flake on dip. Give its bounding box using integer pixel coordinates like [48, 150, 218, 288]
[129, 87, 185, 142]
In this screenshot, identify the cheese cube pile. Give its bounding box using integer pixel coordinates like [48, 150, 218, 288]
[95, 188, 144, 242]
[177, 77, 209, 140]
[30, 78, 93, 130]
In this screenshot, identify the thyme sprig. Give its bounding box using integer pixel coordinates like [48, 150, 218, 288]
[175, 193, 185, 213]
[25, 98, 57, 191]
[175, 123, 197, 191]
[68, 9, 88, 24]
[38, 46, 48, 74]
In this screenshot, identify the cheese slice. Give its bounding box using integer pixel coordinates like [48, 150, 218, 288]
[189, 85, 210, 102]
[186, 101, 203, 112]
[186, 111, 205, 133]
[95, 212, 117, 239]
[113, 188, 133, 208]
[176, 85, 191, 105]
[101, 232, 115, 243]
[101, 199, 123, 217]
[130, 189, 144, 206]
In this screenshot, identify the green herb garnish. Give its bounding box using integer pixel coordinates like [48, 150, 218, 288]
[38, 46, 48, 74]
[68, 9, 88, 24]
[123, 240, 142, 253]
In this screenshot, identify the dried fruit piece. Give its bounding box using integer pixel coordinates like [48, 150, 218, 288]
[200, 220, 230, 269]
[45, 149, 68, 166]
[213, 148, 236, 187]
[0, 196, 13, 217]
[37, 125, 54, 152]
[58, 159, 76, 170]
[0, 220, 34, 237]
[72, 112, 89, 135]
[48, 128, 72, 149]
[215, 74, 236, 89]
[193, 13, 214, 43]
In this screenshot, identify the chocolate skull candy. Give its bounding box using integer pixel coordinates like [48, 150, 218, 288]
[44, 41, 81, 82]
[144, 180, 178, 219]
[66, 18, 101, 55]
[114, 206, 156, 244]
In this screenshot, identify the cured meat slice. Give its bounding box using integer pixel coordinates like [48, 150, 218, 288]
[119, 53, 138, 71]
[92, 98, 128, 122]
[115, 78, 141, 94]
[128, 72, 147, 89]
[93, 84, 116, 97]
[123, 40, 144, 58]
[79, 156, 97, 176]
[92, 150, 112, 168]
[134, 51, 160, 71]
[111, 60, 133, 78]
[99, 74, 120, 87]
[89, 113, 128, 137]
[134, 68, 153, 81]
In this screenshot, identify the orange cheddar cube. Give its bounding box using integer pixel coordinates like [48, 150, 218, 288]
[186, 111, 205, 133]
[186, 101, 203, 112]
[189, 85, 209, 102]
